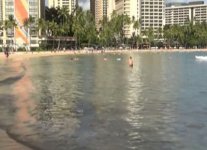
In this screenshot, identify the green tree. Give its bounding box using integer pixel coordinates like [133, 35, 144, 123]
[24, 15, 36, 51]
[99, 21, 114, 47]
[37, 18, 47, 37]
[163, 25, 173, 48]
[45, 7, 59, 22]
[72, 7, 85, 48]
[133, 20, 139, 35]
[104, 12, 131, 46]
[84, 11, 97, 46]
[147, 27, 154, 47]
[4, 15, 17, 50]
[133, 20, 140, 48]
[57, 6, 69, 25]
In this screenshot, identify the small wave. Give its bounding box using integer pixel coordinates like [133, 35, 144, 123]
[195, 56, 207, 61]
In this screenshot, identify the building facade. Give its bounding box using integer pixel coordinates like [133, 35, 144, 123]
[48, 0, 77, 14]
[91, 0, 115, 29]
[107, 0, 115, 20]
[140, 0, 165, 35]
[165, 4, 207, 25]
[94, 0, 104, 29]
[0, 0, 45, 49]
[114, 0, 164, 38]
[115, 0, 140, 38]
[90, 0, 95, 17]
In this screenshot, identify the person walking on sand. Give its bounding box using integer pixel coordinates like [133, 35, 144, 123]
[128, 56, 133, 67]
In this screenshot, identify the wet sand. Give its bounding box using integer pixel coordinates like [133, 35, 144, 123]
[0, 130, 31, 150]
[0, 57, 33, 150]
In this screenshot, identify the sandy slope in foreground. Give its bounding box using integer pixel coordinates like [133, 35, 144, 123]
[0, 53, 33, 150]
[0, 130, 31, 150]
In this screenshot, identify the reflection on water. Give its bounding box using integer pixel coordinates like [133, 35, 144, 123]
[125, 55, 179, 150]
[1, 52, 207, 150]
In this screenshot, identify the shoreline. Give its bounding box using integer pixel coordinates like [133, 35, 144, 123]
[0, 54, 34, 150]
[1, 48, 207, 61]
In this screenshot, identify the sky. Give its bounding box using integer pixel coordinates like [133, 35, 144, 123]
[79, 0, 90, 10]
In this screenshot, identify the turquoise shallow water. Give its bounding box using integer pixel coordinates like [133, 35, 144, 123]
[1, 52, 207, 150]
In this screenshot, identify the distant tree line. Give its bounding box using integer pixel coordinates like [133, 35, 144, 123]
[1, 6, 207, 51]
[164, 21, 207, 49]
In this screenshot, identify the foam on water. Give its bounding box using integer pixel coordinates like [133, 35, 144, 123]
[195, 56, 207, 61]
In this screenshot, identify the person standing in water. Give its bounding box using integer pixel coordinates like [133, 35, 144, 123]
[4, 45, 9, 58]
[128, 56, 133, 67]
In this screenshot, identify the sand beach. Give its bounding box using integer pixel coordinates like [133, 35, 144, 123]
[1, 48, 207, 61]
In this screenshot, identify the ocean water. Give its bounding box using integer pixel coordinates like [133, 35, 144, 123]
[1, 52, 207, 150]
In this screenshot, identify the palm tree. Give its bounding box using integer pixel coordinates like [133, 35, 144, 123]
[133, 20, 140, 48]
[85, 11, 97, 47]
[157, 27, 163, 40]
[4, 15, 17, 50]
[99, 20, 114, 47]
[146, 27, 154, 48]
[197, 22, 207, 48]
[133, 20, 139, 35]
[37, 18, 46, 37]
[48, 21, 59, 49]
[24, 15, 35, 51]
[57, 6, 69, 25]
[109, 13, 131, 45]
[163, 25, 173, 48]
[120, 14, 131, 44]
[45, 7, 59, 22]
[72, 7, 85, 48]
[57, 6, 70, 49]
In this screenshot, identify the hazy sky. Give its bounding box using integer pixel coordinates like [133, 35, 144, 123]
[79, 0, 90, 10]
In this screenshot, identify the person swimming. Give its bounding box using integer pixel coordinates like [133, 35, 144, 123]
[128, 56, 133, 67]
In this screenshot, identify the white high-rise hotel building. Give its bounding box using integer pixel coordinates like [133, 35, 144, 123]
[91, 0, 165, 38]
[48, 0, 77, 14]
[0, 0, 45, 48]
[165, 3, 207, 25]
[90, 0, 115, 29]
[115, 0, 140, 37]
[121, 0, 165, 37]
[141, 0, 165, 35]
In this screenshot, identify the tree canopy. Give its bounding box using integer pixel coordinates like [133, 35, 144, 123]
[2, 6, 207, 50]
